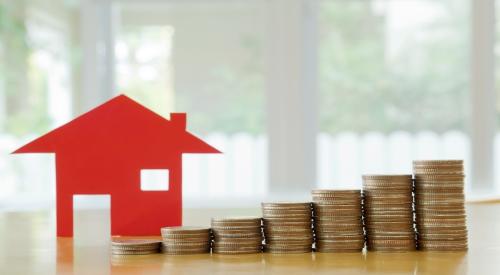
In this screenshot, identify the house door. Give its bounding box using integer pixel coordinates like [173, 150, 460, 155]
[73, 195, 111, 246]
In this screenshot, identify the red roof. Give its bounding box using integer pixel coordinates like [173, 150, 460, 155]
[13, 94, 220, 155]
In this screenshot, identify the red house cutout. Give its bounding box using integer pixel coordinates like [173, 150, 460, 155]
[13, 95, 220, 237]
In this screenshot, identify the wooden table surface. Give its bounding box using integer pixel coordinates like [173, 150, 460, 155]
[0, 203, 499, 275]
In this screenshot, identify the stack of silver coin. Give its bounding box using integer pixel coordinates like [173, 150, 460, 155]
[413, 160, 468, 251]
[111, 239, 161, 255]
[312, 190, 364, 252]
[160, 226, 211, 254]
[362, 175, 416, 251]
[211, 217, 263, 254]
[262, 202, 313, 253]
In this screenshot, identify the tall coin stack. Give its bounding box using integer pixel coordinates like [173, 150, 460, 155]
[262, 202, 313, 253]
[211, 217, 263, 254]
[312, 190, 364, 252]
[362, 175, 416, 251]
[413, 160, 468, 251]
[160, 226, 211, 254]
[111, 239, 161, 255]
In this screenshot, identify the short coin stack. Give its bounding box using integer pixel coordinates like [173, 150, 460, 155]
[312, 190, 364, 252]
[211, 217, 263, 254]
[262, 202, 313, 253]
[362, 175, 416, 251]
[111, 239, 161, 255]
[160, 226, 211, 254]
[413, 160, 468, 251]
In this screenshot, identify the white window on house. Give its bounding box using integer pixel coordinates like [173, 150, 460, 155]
[140, 169, 169, 191]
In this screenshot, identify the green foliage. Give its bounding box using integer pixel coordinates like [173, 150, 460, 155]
[0, 1, 52, 136]
[173, 30, 265, 135]
[177, 61, 265, 135]
[319, 0, 469, 134]
[119, 25, 264, 135]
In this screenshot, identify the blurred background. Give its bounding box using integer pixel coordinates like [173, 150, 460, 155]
[0, 0, 499, 211]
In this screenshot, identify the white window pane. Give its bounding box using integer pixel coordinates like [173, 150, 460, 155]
[140, 169, 169, 191]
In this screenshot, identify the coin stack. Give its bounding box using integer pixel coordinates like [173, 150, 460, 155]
[312, 190, 364, 252]
[211, 217, 263, 254]
[362, 175, 416, 251]
[261, 202, 313, 253]
[160, 226, 211, 254]
[413, 160, 468, 251]
[111, 239, 161, 255]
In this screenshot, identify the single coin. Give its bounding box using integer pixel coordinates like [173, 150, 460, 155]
[111, 239, 161, 246]
[212, 216, 262, 222]
[416, 224, 467, 231]
[413, 168, 463, 174]
[414, 174, 465, 181]
[412, 163, 463, 169]
[262, 214, 312, 219]
[162, 233, 211, 240]
[362, 185, 412, 191]
[415, 205, 466, 210]
[312, 189, 361, 194]
[417, 239, 468, 245]
[312, 198, 361, 204]
[416, 213, 466, 219]
[212, 248, 262, 254]
[414, 188, 464, 194]
[316, 248, 363, 253]
[211, 226, 261, 233]
[315, 240, 365, 247]
[265, 234, 314, 241]
[213, 232, 263, 239]
[415, 184, 464, 190]
[362, 179, 413, 184]
[111, 240, 161, 254]
[417, 235, 468, 241]
[366, 235, 415, 241]
[314, 220, 364, 226]
[264, 246, 312, 254]
[314, 228, 364, 235]
[160, 238, 210, 244]
[162, 248, 210, 255]
[312, 200, 361, 206]
[262, 202, 311, 208]
[211, 223, 261, 229]
[313, 211, 362, 217]
[162, 242, 211, 248]
[112, 250, 159, 255]
[313, 216, 362, 223]
[417, 246, 468, 252]
[416, 217, 466, 223]
[362, 174, 412, 180]
[313, 208, 362, 214]
[366, 241, 416, 247]
[415, 192, 464, 198]
[315, 233, 364, 240]
[367, 246, 417, 252]
[161, 226, 211, 239]
[418, 243, 468, 248]
[413, 160, 463, 165]
[262, 220, 312, 227]
[313, 203, 362, 209]
[212, 244, 263, 250]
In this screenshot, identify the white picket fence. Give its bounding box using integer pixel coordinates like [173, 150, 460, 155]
[316, 131, 471, 190]
[0, 131, 494, 209]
